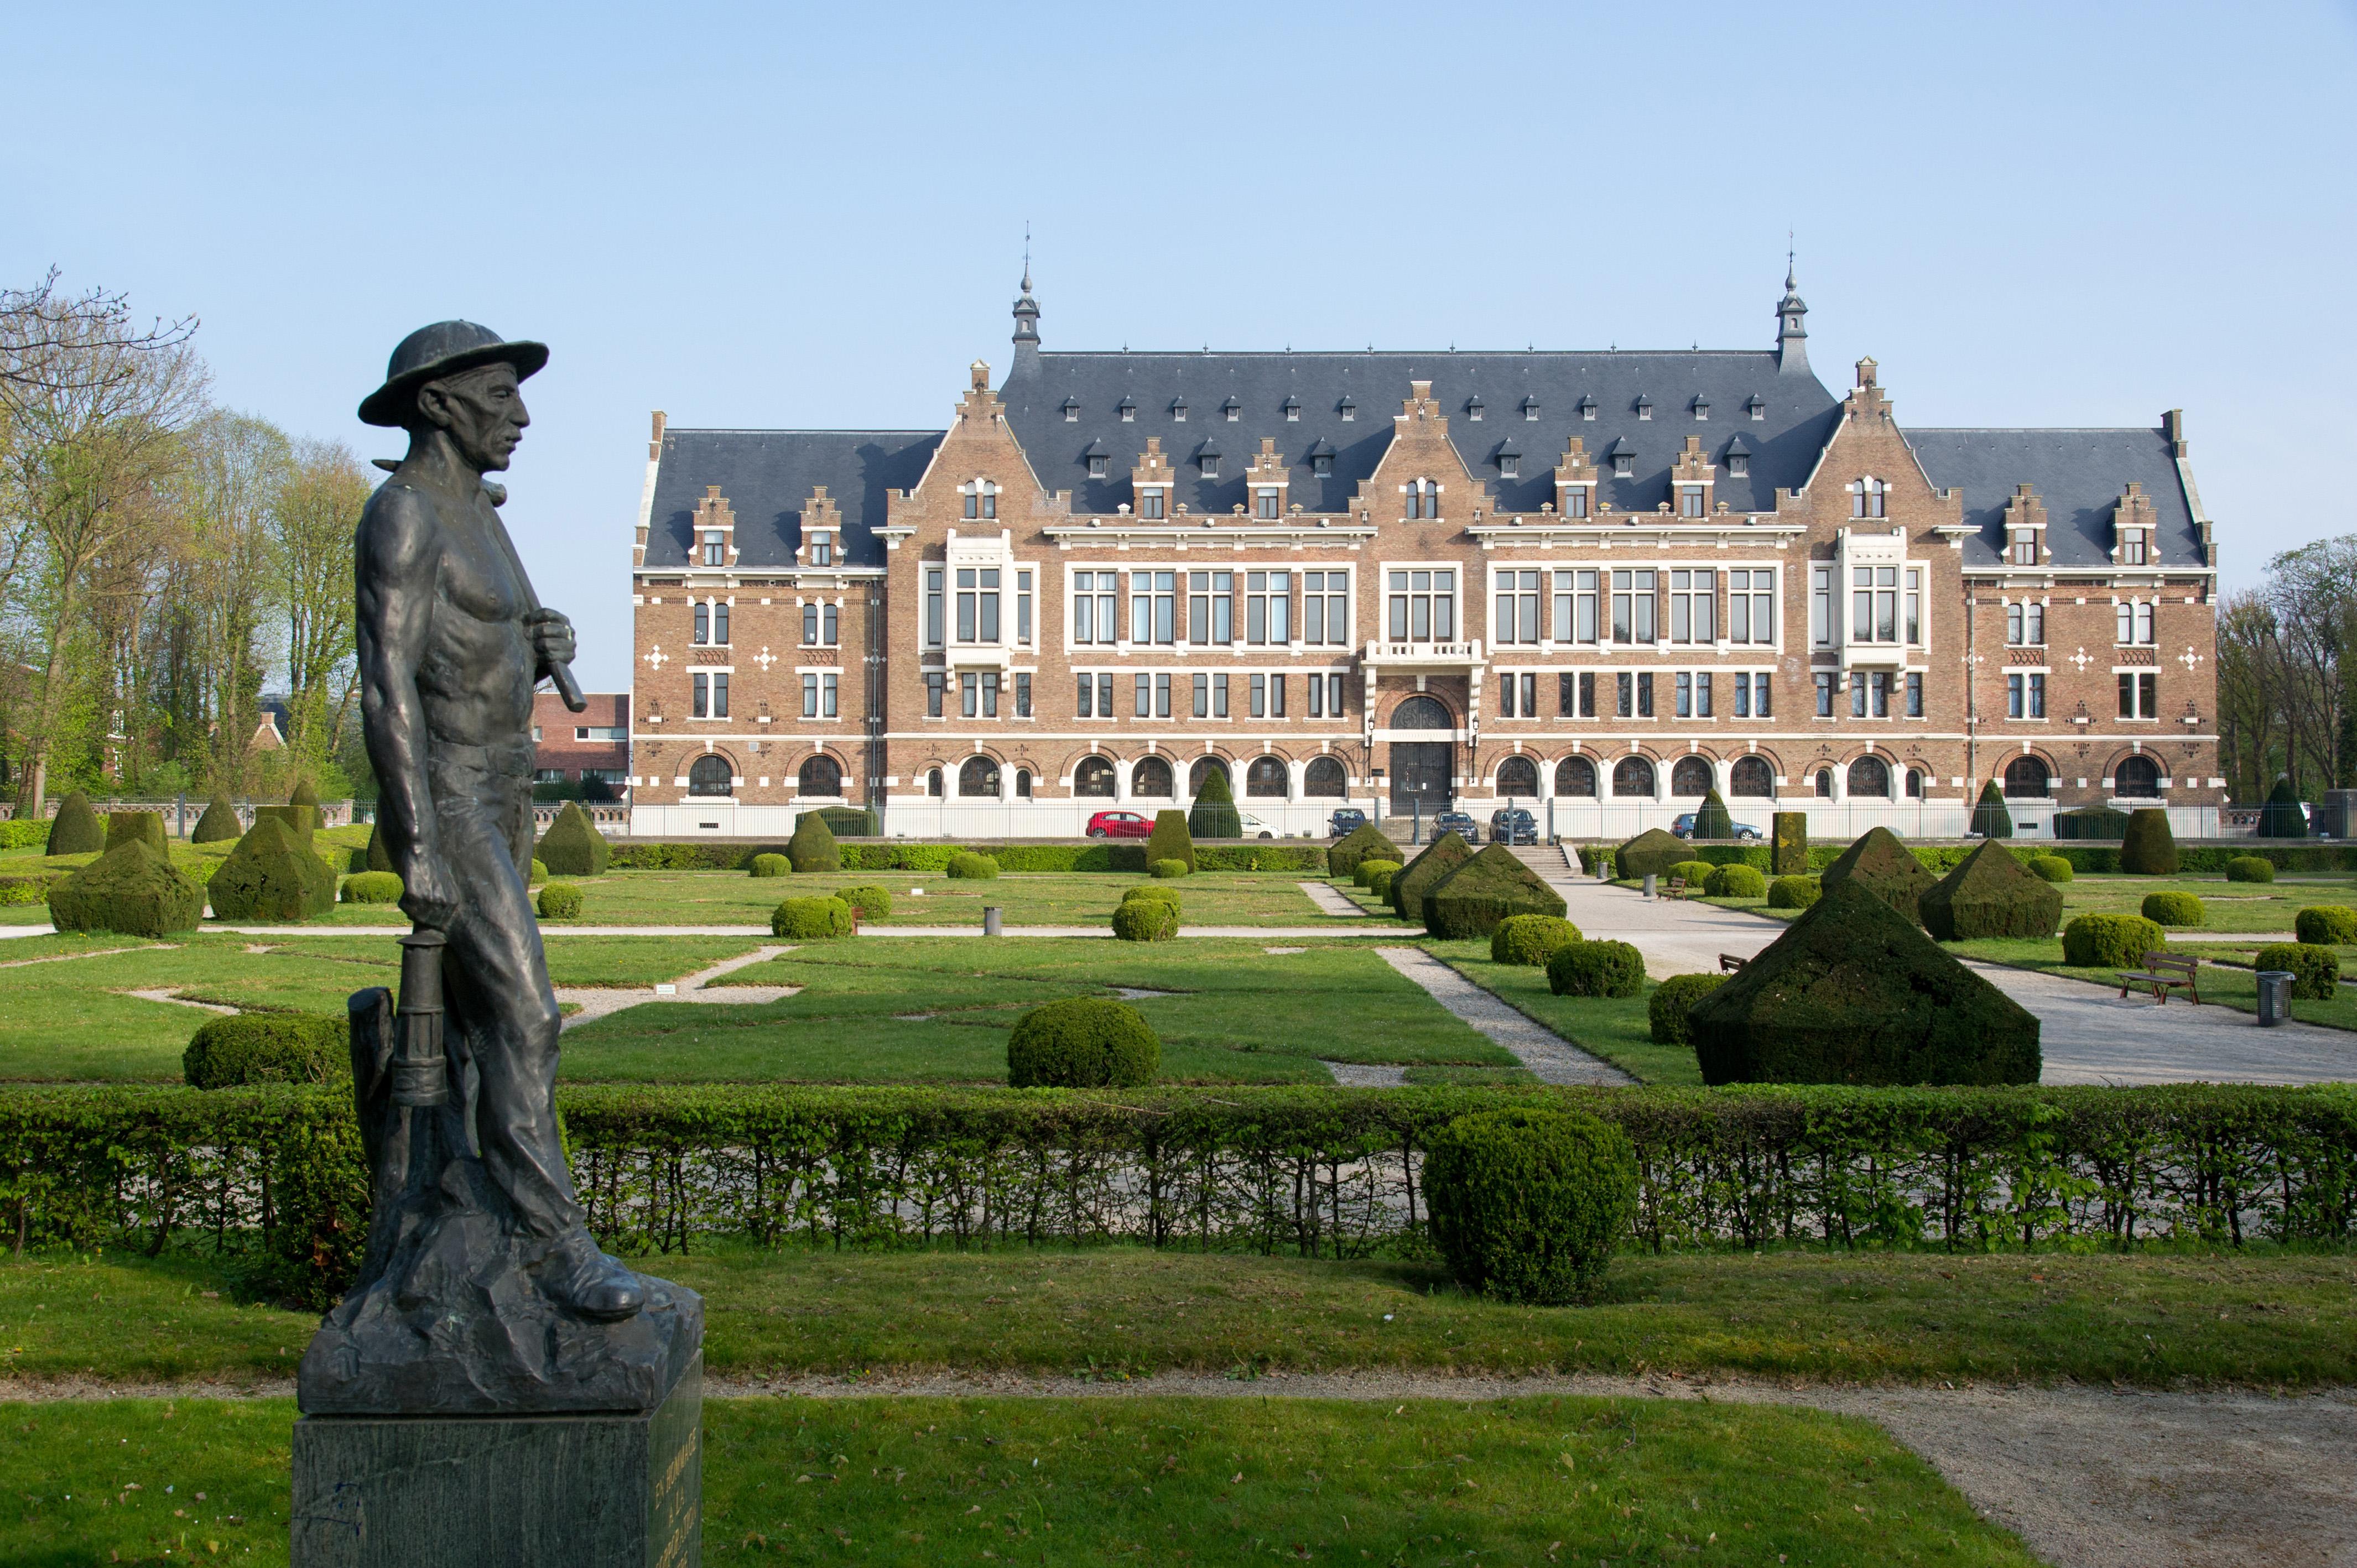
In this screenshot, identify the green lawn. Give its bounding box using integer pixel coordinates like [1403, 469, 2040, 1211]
[1949, 936, 2357, 1032]
[1423, 940, 1699, 1085]
[565, 939, 1516, 1084]
[0, 1393, 2037, 1567]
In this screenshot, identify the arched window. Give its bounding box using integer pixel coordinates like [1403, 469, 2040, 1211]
[1613, 757, 1655, 798]
[1496, 756, 1538, 798]
[1015, 769, 1032, 799]
[1074, 756, 1115, 798]
[926, 768, 943, 798]
[1814, 768, 1833, 798]
[1188, 757, 1229, 798]
[2004, 756, 2050, 799]
[1391, 694, 1451, 730]
[2114, 755, 2161, 798]
[688, 755, 733, 797]
[1555, 756, 1596, 798]
[797, 753, 841, 798]
[1246, 757, 1288, 798]
[959, 755, 1001, 799]
[1729, 756, 1773, 798]
[1847, 755, 1891, 799]
[1905, 768, 1924, 799]
[1669, 757, 1713, 797]
[1131, 756, 1173, 797]
[1303, 757, 1346, 798]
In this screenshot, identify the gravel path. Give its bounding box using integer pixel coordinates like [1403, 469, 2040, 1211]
[554, 943, 798, 1033]
[1375, 946, 1632, 1085]
[1299, 880, 1369, 916]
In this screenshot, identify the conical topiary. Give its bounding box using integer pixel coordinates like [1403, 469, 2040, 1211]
[1187, 763, 1242, 840]
[2120, 807, 2179, 876]
[48, 840, 205, 937]
[1614, 827, 1688, 880]
[1421, 843, 1569, 937]
[1690, 789, 1733, 840]
[106, 811, 168, 858]
[207, 815, 338, 921]
[1390, 830, 1474, 920]
[1326, 821, 1399, 879]
[191, 793, 242, 844]
[1146, 809, 1196, 873]
[1970, 779, 2012, 840]
[2259, 776, 2307, 840]
[365, 819, 394, 873]
[1818, 826, 1935, 928]
[45, 790, 102, 856]
[534, 800, 611, 878]
[787, 810, 841, 872]
[1921, 839, 2062, 941]
[286, 775, 321, 835]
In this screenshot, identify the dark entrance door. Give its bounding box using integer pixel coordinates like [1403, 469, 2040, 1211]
[1387, 694, 1455, 814]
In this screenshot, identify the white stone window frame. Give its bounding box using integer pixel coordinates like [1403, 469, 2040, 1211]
[793, 665, 843, 722]
[1378, 559, 1464, 645]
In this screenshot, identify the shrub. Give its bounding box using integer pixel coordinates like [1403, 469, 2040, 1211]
[2063, 913, 2167, 969]
[45, 791, 102, 856]
[787, 812, 842, 873]
[771, 895, 854, 939]
[0, 871, 66, 907]
[749, 853, 792, 878]
[811, 806, 878, 838]
[1819, 827, 1935, 927]
[2256, 943, 2340, 1002]
[1690, 789, 1733, 840]
[1326, 822, 1398, 879]
[2120, 808, 2178, 876]
[48, 842, 205, 937]
[1969, 779, 2012, 839]
[360, 820, 393, 873]
[1491, 914, 1583, 966]
[1422, 844, 1568, 938]
[2141, 890, 2206, 928]
[1147, 857, 1189, 880]
[1352, 857, 1401, 889]
[289, 777, 320, 812]
[2225, 856, 2276, 884]
[1921, 839, 2064, 941]
[1688, 879, 2041, 1086]
[1546, 939, 1645, 998]
[946, 851, 1001, 879]
[1392, 832, 1474, 920]
[1647, 972, 1726, 1046]
[2028, 855, 2075, 884]
[252, 803, 315, 843]
[2294, 907, 2357, 946]
[1006, 997, 1161, 1087]
[1147, 810, 1198, 874]
[1423, 1107, 1638, 1305]
[1766, 876, 1820, 910]
[535, 801, 611, 878]
[1614, 828, 1689, 880]
[2054, 805, 2130, 841]
[1367, 864, 1400, 898]
[1187, 763, 1242, 840]
[191, 794, 243, 845]
[340, 871, 404, 904]
[106, 812, 168, 857]
[840, 884, 892, 919]
[2259, 776, 2309, 840]
[537, 882, 584, 920]
[1703, 863, 1767, 899]
[1574, 844, 1615, 877]
[1770, 812, 1808, 877]
[1668, 859, 1715, 888]
[1122, 884, 1182, 910]
[0, 820, 44, 850]
[208, 816, 338, 921]
[183, 1014, 348, 1089]
[1111, 899, 1177, 941]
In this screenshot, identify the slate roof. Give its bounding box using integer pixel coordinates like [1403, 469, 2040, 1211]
[996, 350, 1843, 517]
[640, 429, 942, 570]
[1906, 428, 2205, 568]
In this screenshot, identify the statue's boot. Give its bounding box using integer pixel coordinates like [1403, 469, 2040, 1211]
[542, 1229, 646, 1320]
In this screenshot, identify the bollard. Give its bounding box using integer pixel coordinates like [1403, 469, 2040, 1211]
[1643, 873, 1657, 900]
[984, 905, 1003, 937]
[2256, 970, 2293, 1027]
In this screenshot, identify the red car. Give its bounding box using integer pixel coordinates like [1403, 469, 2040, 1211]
[1085, 809, 1154, 839]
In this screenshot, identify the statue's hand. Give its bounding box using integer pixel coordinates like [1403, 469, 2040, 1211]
[525, 608, 575, 673]
[399, 854, 464, 931]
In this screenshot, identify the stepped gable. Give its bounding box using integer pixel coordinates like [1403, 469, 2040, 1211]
[640, 428, 943, 570]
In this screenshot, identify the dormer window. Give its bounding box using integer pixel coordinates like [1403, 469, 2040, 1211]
[1220, 395, 1241, 422]
[1085, 440, 1110, 479]
[1338, 394, 1356, 421]
[1746, 394, 1766, 421]
[2012, 529, 2038, 566]
[1170, 397, 1188, 423]
[1635, 395, 1653, 420]
[1140, 487, 1166, 519]
[1724, 438, 1750, 478]
[1466, 395, 1485, 421]
[2121, 528, 2148, 565]
[810, 534, 833, 566]
[1060, 396, 1080, 423]
[1521, 396, 1541, 421]
[702, 530, 725, 566]
[1610, 441, 1635, 478]
[1692, 396, 1709, 421]
[1198, 442, 1220, 477]
[1560, 486, 1589, 518]
[1308, 439, 1335, 477]
[1281, 395, 1300, 422]
[1578, 394, 1598, 421]
[1495, 440, 1520, 479]
[1118, 396, 1136, 423]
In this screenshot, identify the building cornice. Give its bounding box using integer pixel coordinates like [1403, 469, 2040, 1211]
[1466, 517, 1806, 549]
[1039, 518, 1379, 548]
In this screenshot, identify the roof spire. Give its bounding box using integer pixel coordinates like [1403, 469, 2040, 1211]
[1011, 225, 1040, 353]
[1775, 243, 1809, 377]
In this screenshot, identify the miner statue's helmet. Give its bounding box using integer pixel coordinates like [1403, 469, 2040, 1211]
[358, 320, 549, 428]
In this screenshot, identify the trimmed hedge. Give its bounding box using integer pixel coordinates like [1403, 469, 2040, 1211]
[536, 801, 612, 878]
[48, 842, 205, 937]
[749, 853, 792, 878]
[184, 1014, 348, 1089]
[1367, 864, 1399, 899]
[2256, 944, 2340, 1002]
[1112, 899, 1178, 941]
[2063, 914, 2167, 969]
[2028, 855, 2074, 884]
[1392, 832, 1474, 920]
[1819, 827, 1935, 927]
[1574, 844, 1615, 877]
[787, 812, 842, 873]
[1546, 940, 1645, 998]
[1969, 779, 2012, 840]
[191, 794, 242, 845]
[0, 871, 66, 907]
[528, 858, 549, 885]
[1490, 914, 1583, 966]
[772, 895, 854, 939]
[537, 882, 584, 920]
[1424, 1107, 1638, 1304]
[2141, 891, 2207, 928]
[46, 790, 102, 855]
[1614, 828, 1689, 881]
[2225, 857, 2276, 884]
[840, 884, 892, 919]
[1123, 884, 1183, 911]
[2055, 805, 2130, 842]
[363, 820, 394, 874]
[1187, 764, 1242, 840]
[1766, 876, 1820, 910]
[2295, 907, 2357, 946]
[340, 871, 404, 905]
[1422, 844, 1568, 938]
[604, 840, 1337, 876]
[1771, 812, 1808, 877]
[2121, 808, 2179, 875]
[1006, 998, 1160, 1088]
[810, 806, 878, 838]
[252, 803, 315, 842]
[2259, 777, 2308, 840]
[947, 851, 1001, 879]
[106, 811, 167, 856]
[1689, 789, 1733, 841]
[1647, 973, 1726, 1046]
[0, 820, 45, 850]
[1327, 822, 1401, 879]
[207, 816, 337, 922]
[1352, 857, 1401, 890]
[1921, 839, 2062, 941]
[1703, 864, 1766, 899]
[1147, 810, 1198, 874]
[1144, 857, 1187, 880]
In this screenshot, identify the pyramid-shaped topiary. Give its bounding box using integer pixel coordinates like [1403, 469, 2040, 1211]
[1324, 821, 1397, 879]
[535, 800, 611, 877]
[1146, 810, 1196, 873]
[106, 811, 168, 857]
[1187, 763, 1242, 840]
[45, 790, 102, 856]
[208, 815, 338, 921]
[48, 840, 205, 937]
[787, 810, 841, 872]
[1421, 843, 1569, 937]
[191, 793, 242, 844]
[2259, 776, 2308, 840]
[2120, 807, 2178, 875]
[1969, 779, 2012, 840]
[1613, 827, 1688, 881]
[1690, 789, 1733, 840]
[1390, 830, 1474, 919]
[1685, 878, 2041, 1086]
[1818, 826, 1936, 928]
[1921, 839, 2063, 941]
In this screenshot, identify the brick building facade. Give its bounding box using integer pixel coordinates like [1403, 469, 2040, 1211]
[530, 690, 631, 796]
[629, 270, 2222, 840]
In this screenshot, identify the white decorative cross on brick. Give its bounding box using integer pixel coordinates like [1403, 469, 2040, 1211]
[2069, 647, 2093, 671]
[755, 646, 777, 671]
[2177, 647, 2202, 670]
[643, 645, 668, 669]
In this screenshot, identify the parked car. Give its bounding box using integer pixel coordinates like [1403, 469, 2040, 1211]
[1085, 809, 1155, 839]
[1672, 812, 1763, 841]
[1489, 807, 1539, 846]
[1328, 808, 1368, 837]
[1432, 810, 1480, 844]
[1235, 812, 1277, 840]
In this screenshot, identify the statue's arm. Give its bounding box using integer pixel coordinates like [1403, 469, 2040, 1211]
[357, 487, 460, 929]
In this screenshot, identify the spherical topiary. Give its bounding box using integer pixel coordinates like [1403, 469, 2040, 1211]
[2256, 942, 2341, 1001]
[1353, 857, 1401, 889]
[2120, 808, 2178, 876]
[44, 790, 103, 856]
[1647, 972, 1727, 1046]
[2294, 906, 2357, 946]
[1703, 863, 1767, 899]
[2224, 856, 2276, 884]
[1766, 876, 1821, 910]
[340, 871, 404, 904]
[1006, 997, 1161, 1087]
[183, 1013, 350, 1089]
[771, 895, 854, 939]
[537, 882, 584, 920]
[1111, 899, 1177, 941]
[2141, 890, 2206, 928]
[1490, 914, 1584, 966]
[749, 852, 792, 878]
[2028, 855, 2074, 884]
[840, 884, 892, 919]
[528, 858, 548, 885]
[48, 841, 205, 937]
[1367, 864, 1399, 899]
[2062, 913, 2167, 969]
[1668, 860, 1715, 888]
[1423, 1107, 1638, 1305]
[946, 851, 1000, 880]
[1148, 857, 1189, 879]
[1546, 939, 1646, 998]
[1122, 884, 1182, 910]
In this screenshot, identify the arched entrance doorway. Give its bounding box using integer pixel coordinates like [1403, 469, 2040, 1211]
[1387, 695, 1453, 814]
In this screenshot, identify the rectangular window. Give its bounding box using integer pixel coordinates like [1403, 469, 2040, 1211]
[1853, 566, 1900, 642]
[1076, 673, 1094, 717]
[1193, 673, 1210, 718]
[1870, 671, 1892, 717]
[925, 672, 944, 717]
[2012, 529, 2037, 565]
[1140, 488, 1165, 519]
[1562, 487, 1589, 518]
[1734, 673, 1751, 718]
[1754, 673, 1771, 717]
[702, 531, 725, 566]
[1500, 673, 1535, 718]
[1326, 673, 1345, 717]
[1309, 676, 1323, 717]
[2008, 601, 2047, 646]
[960, 673, 978, 717]
[803, 673, 819, 717]
[1638, 671, 1654, 717]
[1386, 569, 1456, 642]
[1610, 569, 1656, 643]
[1616, 671, 1632, 718]
[2119, 670, 2158, 718]
[1187, 570, 1235, 644]
[1255, 488, 1281, 519]
[1675, 671, 1691, 718]
[981, 672, 999, 718]
[821, 672, 837, 718]
[1680, 485, 1706, 518]
[1499, 674, 1516, 718]
[694, 603, 709, 645]
[1905, 569, 1922, 645]
[1695, 671, 1713, 718]
[1154, 673, 1172, 718]
[1667, 570, 1715, 644]
[824, 603, 838, 645]
[711, 673, 729, 718]
[1097, 673, 1113, 718]
[1579, 671, 1597, 717]
[924, 568, 944, 647]
[713, 602, 730, 644]
[1493, 570, 1541, 645]
[1810, 566, 1832, 647]
[802, 603, 818, 645]
[1906, 671, 1923, 717]
[1017, 571, 1032, 644]
[1134, 674, 1152, 718]
[1814, 672, 1835, 716]
[1246, 571, 1291, 644]
[693, 671, 710, 718]
[1726, 569, 1773, 643]
[1304, 570, 1347, 645]
[1554, 569, 1598, 644]
[1214, 673, 1229, 717]
[1250, 673, 1266, 717]
[1617, 671, 1654, 718]
[1130, 570, 1176, 645]
[962, 492, 977, 519]
[2122, 529, 2147, 565]
[1270, 674, 1286, 717]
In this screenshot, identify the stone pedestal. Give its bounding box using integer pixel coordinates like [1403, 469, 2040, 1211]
[291, 1352, 702, 1567]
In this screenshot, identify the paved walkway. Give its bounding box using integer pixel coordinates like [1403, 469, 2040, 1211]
[1375, 946, 1632, 1085]
[1298, 881, 1368, 916]
[2, 922, 1424, 940]
[554, 944, 798, 1034]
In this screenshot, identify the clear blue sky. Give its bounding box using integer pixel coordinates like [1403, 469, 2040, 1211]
[12, 1, 2353, 690]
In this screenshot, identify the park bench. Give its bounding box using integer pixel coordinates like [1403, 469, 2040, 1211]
[1660, 877, 1694, 900]
[1720, 954, 1748, 973]
[2117, 951, 2201, 1006]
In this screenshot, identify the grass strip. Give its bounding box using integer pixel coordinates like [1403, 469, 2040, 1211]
[1423, 940, 1702, 1085]
[1949, 937, 2357, 1032]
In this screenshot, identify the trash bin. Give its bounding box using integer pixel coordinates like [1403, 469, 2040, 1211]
[1643, 873, 1657, 900]
[2256, 970, 2293, 1027]
[983, 905, 1003, 937]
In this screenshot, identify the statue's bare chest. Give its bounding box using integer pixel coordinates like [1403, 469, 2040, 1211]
[435, 499, 529, 627]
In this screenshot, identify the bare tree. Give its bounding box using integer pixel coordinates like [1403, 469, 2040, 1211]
[178, 410, 290, 794]
[275, 437, 368, 772]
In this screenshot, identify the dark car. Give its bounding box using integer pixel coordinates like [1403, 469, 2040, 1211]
[1328, 807, 1368, 837]
[1672, 812, 1763, 841]
[1085, 809, 1155, 839]
[1489, 807, 1539, 846]
[1432, 810, 1480, 844]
